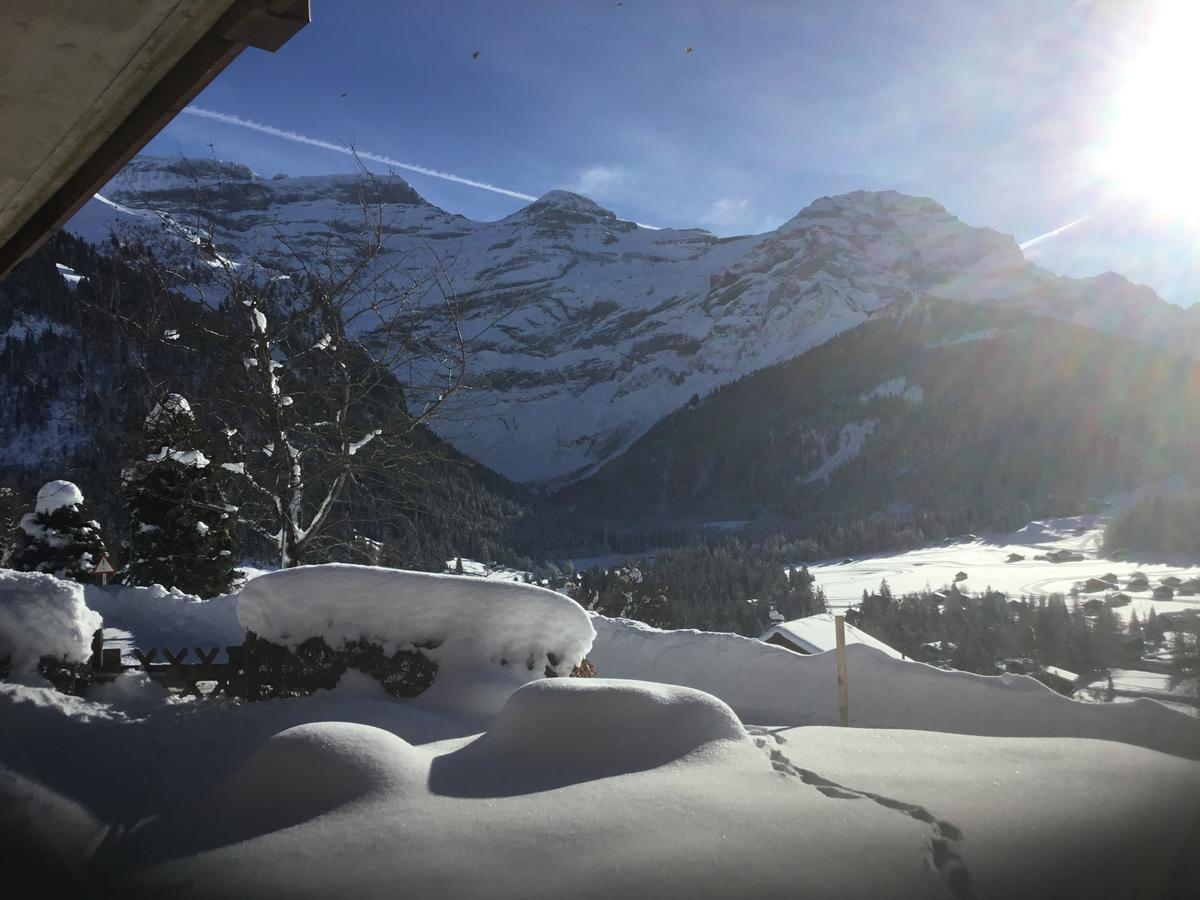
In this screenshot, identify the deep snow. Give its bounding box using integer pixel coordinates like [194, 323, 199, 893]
[2, 565, 1199, 897]
[0, 570, 100, 677]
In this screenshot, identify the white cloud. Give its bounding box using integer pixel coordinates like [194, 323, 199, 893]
[701, 197, 752, 228]
[570, 165, 627, 197]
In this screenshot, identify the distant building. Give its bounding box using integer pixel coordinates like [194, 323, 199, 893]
[759, 613, 904, 660]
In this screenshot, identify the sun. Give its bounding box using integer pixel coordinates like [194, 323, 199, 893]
[1097, 1, 1200, 216]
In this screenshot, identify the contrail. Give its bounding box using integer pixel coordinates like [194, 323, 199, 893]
[1019, 215, 1088, 251]
[181, 106, 540, 202]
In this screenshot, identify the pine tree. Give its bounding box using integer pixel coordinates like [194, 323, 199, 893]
[1145, 606, 1164, 644]
[122, 394, 239, 597]
[7, 480, 107, 581]
[1127, 610, 1143, 638]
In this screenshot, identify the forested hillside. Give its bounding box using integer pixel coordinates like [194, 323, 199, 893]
[560, 298, 1200, 553]
[0, 235, 545, 571]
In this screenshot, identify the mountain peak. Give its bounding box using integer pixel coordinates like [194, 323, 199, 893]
[784, 189, 952, 229]
[528, 190, 617, 218]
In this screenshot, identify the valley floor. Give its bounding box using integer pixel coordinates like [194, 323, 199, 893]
[808, 483, 1200, 626]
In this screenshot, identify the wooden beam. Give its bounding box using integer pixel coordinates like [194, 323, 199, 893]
[0, 0, 309, 277]
[835, 614, 850, 727]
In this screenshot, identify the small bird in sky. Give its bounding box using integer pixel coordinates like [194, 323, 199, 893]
[338, 92, 347, 98]
[472, 50, 480, 60]
[684, 46, 693, 54]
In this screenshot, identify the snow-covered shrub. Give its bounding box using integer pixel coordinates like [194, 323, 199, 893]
[242, 635, 439, 700]
[123, 393, 239, 597]
[6, 481, 107, 582]
[238, 565, 596, 694]
[0, 570, 101, 681]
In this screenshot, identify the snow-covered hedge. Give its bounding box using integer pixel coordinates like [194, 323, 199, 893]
[0, 570, 102, 678]
[238, 565, 595, 680]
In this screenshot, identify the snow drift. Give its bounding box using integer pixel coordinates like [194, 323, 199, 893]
[86, 583, 241, 653]
[0, 571, 101, 678]
[590, 615, 1200, 759]
[238, 565, 595, 679]
[429, 678, 753, 796]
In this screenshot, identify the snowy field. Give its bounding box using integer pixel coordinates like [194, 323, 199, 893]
[2, 565, 1199, 896]
[808, 484, 1200, 627]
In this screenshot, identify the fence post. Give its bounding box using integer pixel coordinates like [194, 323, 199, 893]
[835, 615, 849, 727]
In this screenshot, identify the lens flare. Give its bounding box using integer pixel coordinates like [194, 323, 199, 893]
[1097, 1, 1200, 218]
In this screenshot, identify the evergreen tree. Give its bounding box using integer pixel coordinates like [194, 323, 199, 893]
[1127, 610, 1143, 639]
[7, 480, 107, 581]
[1145, 606, 1164, 644]
[122, 394, 239, 597]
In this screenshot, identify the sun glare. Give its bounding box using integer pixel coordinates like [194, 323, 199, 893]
[1098, 1, 1200, 215]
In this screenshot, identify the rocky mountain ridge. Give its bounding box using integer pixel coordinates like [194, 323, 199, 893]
[66, 156, 1197, 487]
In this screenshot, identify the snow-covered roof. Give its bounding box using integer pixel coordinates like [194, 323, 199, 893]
[760, 612, 903, 659]
[1041, 665, 1078, 684]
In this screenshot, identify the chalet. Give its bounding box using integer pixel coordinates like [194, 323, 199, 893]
[1152, 585, 1175, 600]
[1159, 610, 1200, 633]
[760, 613, 904, 660]
[1081, 598, 1107, 616]
[1047, 549, 1084, 563]
[1160, 576, 1183, 588]
[1038, 665, 1079, 696]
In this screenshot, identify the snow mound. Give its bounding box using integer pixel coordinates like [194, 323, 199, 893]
[0, 768, 105, 889]
[118, 723, 427, 866]
[86, 671, 168, 715]
[590, 615, 1200, 759]
[231, 723, 425, 808]
[429, 678, 754, 797]
[34, 481, 84, 515]
[0, 571, 101, 677]
[238, 564, 595, 678]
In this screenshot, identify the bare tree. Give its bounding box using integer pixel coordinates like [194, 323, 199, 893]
[104, 159, 483, 567]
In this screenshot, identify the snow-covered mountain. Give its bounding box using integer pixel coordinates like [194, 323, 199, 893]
[67, 157, 1198, 486]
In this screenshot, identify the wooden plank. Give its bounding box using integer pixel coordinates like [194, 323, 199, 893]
[835, 615, 850, 727]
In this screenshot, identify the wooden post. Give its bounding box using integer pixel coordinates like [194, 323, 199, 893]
[835, 614, 849, 727]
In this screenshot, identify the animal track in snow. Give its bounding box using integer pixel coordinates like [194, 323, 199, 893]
[747, 727, 975, 900]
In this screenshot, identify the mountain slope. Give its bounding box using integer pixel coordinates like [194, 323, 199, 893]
[65, 156, 1198, 487]
[558, 298, 1200, 540]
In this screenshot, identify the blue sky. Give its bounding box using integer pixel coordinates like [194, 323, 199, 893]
[146, 0, 1198, 305]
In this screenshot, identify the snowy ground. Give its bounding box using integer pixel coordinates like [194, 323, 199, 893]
[2, 565, 1199, 896]
[808, 483, 1200, 627]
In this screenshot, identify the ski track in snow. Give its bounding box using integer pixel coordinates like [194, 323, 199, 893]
[748, 726, 975, 900]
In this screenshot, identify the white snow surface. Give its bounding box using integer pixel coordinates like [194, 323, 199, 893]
[802, 420, 875, 483]
[1, 569, 1199, 895]
[862, 376, 924, 403]
[0, 571, 101, 677]
[85, 583, 241, 659]
[34, 480, 84, 515]
[588, 614, 1200, 758]
[238, 564, 595, 679]
[807, 488, 1200, 625]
